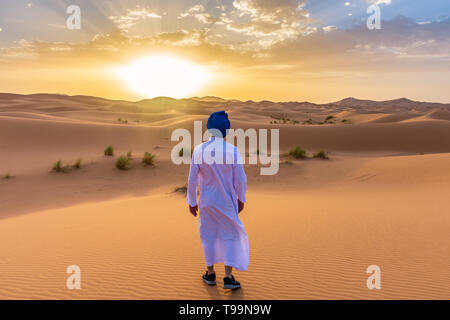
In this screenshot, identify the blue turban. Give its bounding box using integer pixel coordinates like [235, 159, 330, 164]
[207, 111, 230, 138]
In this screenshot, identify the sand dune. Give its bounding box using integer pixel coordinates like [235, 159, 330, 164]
[1, 154, 449, 299]
[0, 93, 449, 299]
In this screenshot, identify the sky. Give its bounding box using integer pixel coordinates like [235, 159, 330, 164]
[0, 0, 449, 103]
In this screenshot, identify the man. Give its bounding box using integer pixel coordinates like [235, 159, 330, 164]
[187, 111, 248, 290]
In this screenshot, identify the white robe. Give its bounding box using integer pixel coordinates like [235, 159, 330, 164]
[187, 137, 249, 270]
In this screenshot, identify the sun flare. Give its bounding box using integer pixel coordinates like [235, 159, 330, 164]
[117, 56, 211, 99]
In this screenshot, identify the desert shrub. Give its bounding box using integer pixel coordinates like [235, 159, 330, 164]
[142, 152, 155, 166]
[270, 115, 299, 125]
[325, 115, 335, 121]
[53, 160, 66, 173]
[73, 159, 82, 169]
[127, 151, 133, 159]
[341, 119, 352, 124]
[174, 184, 187, 193]
[104, 145, 114, 156]
[116, 156, 130, 170]
[2, 171, 12, 179]
[179, 148, 191, 158]
[289, 146, 308, 159]
[313, 150, 329, 160]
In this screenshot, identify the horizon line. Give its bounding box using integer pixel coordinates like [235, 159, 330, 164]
[1, 91, 450, 106]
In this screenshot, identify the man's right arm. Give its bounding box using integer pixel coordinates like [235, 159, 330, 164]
[238, 199, 245, 213]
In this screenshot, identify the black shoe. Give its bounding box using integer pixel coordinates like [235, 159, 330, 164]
[223, 275, 241, 289]
[202, 271, 216, 285]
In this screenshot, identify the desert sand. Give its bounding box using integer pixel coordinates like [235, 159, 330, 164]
[0, 93, 450, 299]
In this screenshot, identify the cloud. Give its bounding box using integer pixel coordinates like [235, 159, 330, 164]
[231, 0, 310, 34]
[322, 25, 338, 32]
[178, 5, 205, 18]
[367, 0, 392, 5]
[109, 6, 162, 32]
[1, 15, 449, 78]
[264, 16, 450, 73]
[178, 5, 231, 25]
[0, 29, 251, 70]
[221, 0, 312, 48]
[178, 1, 313, 49]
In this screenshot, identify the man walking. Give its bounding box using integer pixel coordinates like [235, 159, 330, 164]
[187, 111, 248, 289]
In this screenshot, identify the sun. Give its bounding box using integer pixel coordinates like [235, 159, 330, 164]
[117, 56, 211, 99]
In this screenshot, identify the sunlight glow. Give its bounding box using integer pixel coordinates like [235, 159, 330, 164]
[117, 56, 211, 99]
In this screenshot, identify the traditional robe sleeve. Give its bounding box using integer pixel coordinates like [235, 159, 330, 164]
[233, 152, 247, 203]
[186, 152, 200, 207]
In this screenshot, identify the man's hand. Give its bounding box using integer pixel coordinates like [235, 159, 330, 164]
[238, 200, 245, 214]
[189, 205, 198, 217]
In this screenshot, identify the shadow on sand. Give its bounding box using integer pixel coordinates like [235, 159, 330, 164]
[203, 283, 246, 300]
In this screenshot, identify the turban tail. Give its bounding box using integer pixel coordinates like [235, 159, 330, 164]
[207, 111, 231, 138]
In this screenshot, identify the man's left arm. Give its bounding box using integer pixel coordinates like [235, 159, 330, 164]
[233, 154, 247, 213]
